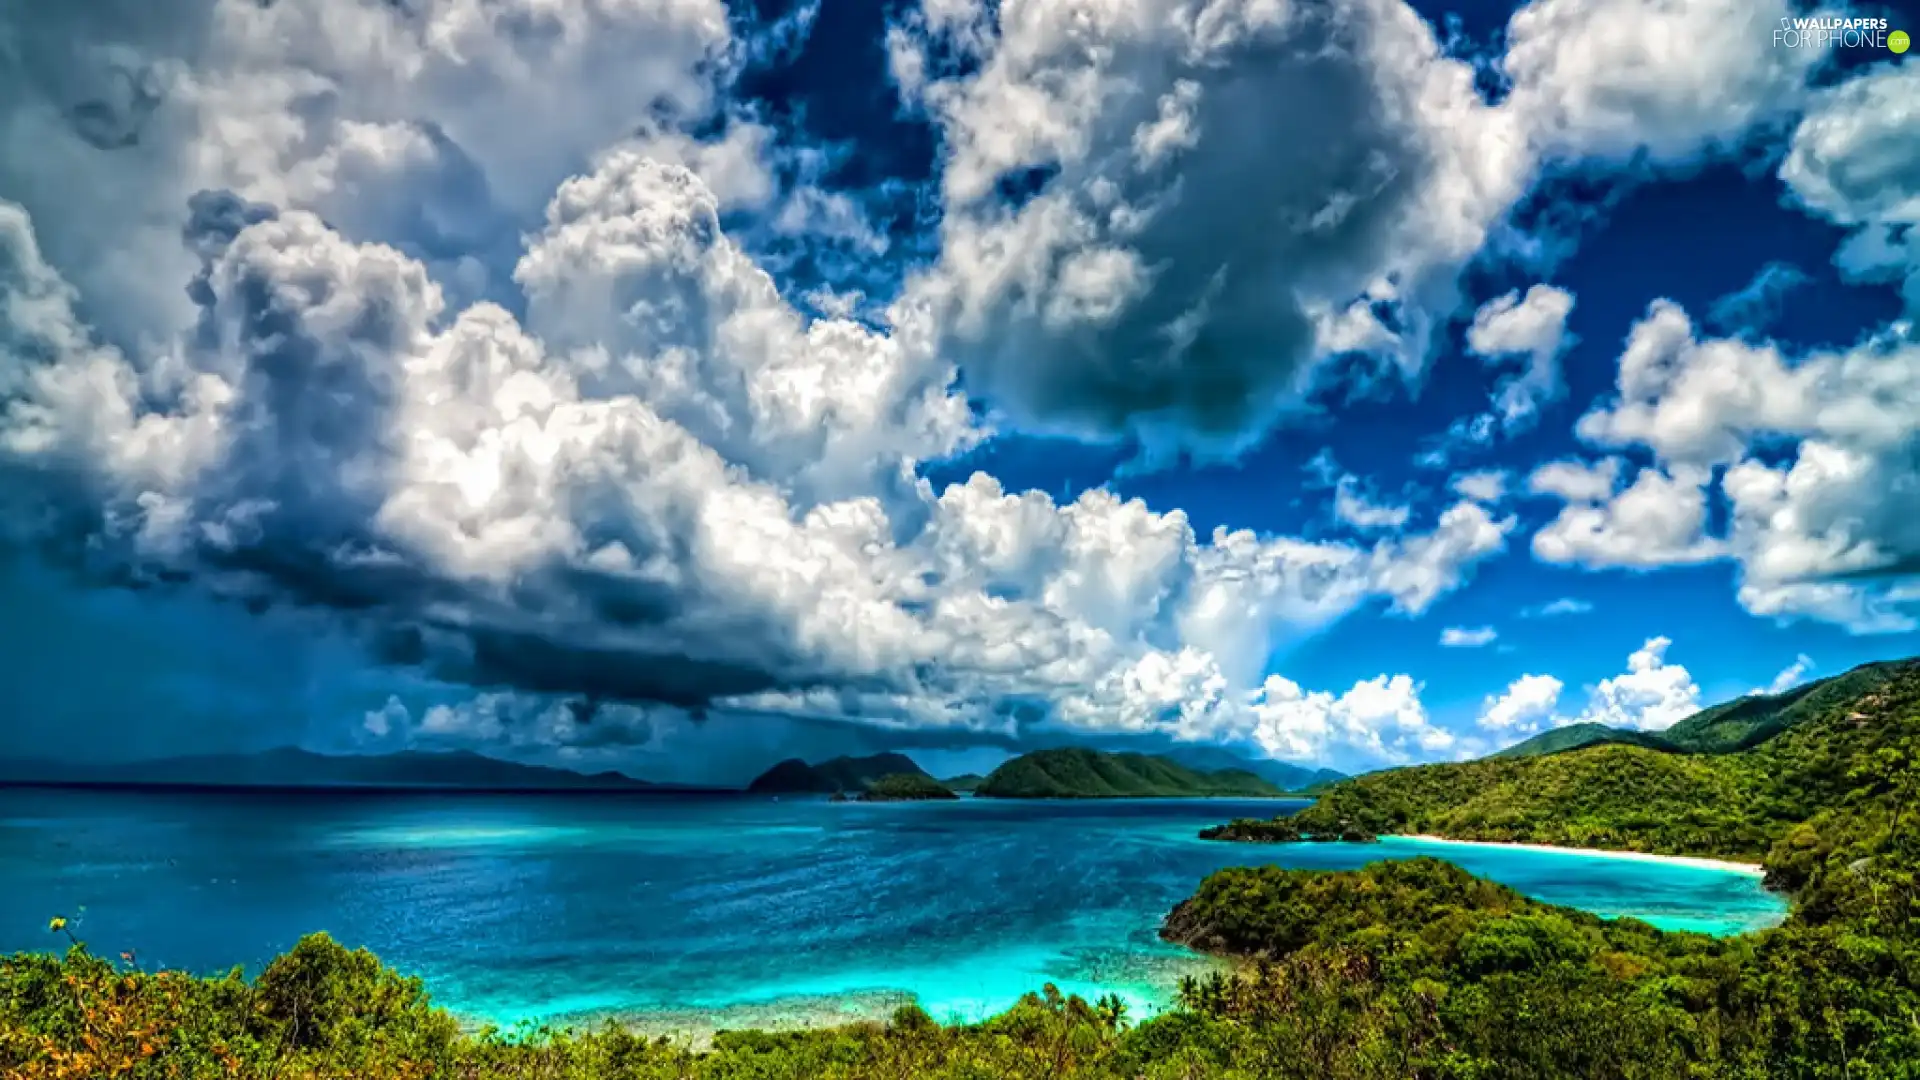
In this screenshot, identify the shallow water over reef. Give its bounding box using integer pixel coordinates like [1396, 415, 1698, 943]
[0, 789, 1786, 1030]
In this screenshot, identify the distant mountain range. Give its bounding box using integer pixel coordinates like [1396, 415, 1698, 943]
[1157, 746, 1347, 792]
[0, 748, 663, 793]
[746, 752, 930, 794]
[974, 748, 1288, 798]
[7, 743, 1345, 800]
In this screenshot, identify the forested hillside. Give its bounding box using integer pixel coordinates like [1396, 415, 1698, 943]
[973, 748, 1283, 798]
[1291, 657, 1920, 885]
[1489, 721, 1675, 759]
[746, 754, 930, 794]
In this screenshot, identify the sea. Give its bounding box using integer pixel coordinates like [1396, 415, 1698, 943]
[0, 789, 1789, 1034]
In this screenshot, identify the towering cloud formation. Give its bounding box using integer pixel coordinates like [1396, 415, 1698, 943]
[0, 148, 1514, 766]
[893, 0, 1532, 463]
[0, 0, 1879, 771]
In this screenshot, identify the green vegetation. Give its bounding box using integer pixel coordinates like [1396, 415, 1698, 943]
[938, 773, 985, 793]
[973, 748, 1285, 798]
[1659, 659, 1909, 753]
[1488, 722, 1676, 759]
[1486, 659, 1914, 760]
[856, 774, 958, 801]
[9, 658, 1919, 1078]
[746, 753, 930, 795]
[1291, 658, 1920, 873]
[1155, 853, 1920, 1077]
[1295, 742, 1773, 858]
[1196, 819, 1376, 844]
[12, 814, 1919, 1079]
[1198, 817, 1305, 843]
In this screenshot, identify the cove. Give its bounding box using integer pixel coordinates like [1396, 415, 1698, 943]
[0, 788, 1787, 1031]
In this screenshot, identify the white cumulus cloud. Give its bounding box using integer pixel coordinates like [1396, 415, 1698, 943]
[1466, 283, 1576, 432]
[1479, 672, 1564, 732]
[1573, 636, 1701, 731]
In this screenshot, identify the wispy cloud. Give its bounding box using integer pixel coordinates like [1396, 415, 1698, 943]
[1521, 597, 1593, 618]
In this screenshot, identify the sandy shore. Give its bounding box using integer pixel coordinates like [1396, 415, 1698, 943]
[1394, 834, 1766, 877]
[460, 988, 919, 1049]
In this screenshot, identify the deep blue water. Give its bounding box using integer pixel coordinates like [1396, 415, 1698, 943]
[0, 790, 1787, 1029]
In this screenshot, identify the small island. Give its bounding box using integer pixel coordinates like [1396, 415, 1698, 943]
[746, 753, 933, 795]
[973, 747, 1286, 798]
[940, 773, 986, 793]
[1197, 817, 1377, 843]
[855, 774, 959, 802]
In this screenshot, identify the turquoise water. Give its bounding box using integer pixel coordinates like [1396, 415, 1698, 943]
[0, 789, 1787, 1029]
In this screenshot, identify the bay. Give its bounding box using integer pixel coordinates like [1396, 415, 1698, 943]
[0, 788, 1787, 1032]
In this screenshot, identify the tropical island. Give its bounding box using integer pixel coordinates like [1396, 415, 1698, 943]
[6, 657, 1918, 1077]
[850, 773, 959, 802]
[1196, 817, 1376, 843]
[745, 753, 933, 795]
[972, 747, 1288, 798]
[750, 746, 1318, 800]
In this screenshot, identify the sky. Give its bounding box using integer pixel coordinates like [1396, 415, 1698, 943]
[0, 0, 1917, 783]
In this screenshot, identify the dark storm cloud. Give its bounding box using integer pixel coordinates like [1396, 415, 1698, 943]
[0, 186, 846, 720]
[913, 0, 1520, 467]
[66, 65, 164, 150]
[945, 36, 1412, 454]
[451, 629, 790, 706]
[0, 553, 361, 761]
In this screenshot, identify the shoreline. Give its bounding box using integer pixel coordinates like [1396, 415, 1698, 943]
[1392, 834, 1766, 877]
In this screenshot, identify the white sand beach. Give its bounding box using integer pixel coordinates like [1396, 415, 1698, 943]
[1395, 835, 1767, 877]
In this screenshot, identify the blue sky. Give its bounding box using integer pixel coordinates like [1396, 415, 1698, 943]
[0, 0, 1917, 781]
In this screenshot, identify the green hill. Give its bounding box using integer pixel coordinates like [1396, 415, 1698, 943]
[1289, 655, 1920, 877]
[746, 753, 929, 794]
[940, 773, 986, 792]
[1661, 658, 1914, 752]
[1490, 722, 1676, 759]
[857, 773, 958, 801]
[974, 747, 1284, 798]
[1487, 658, 1918, 761]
